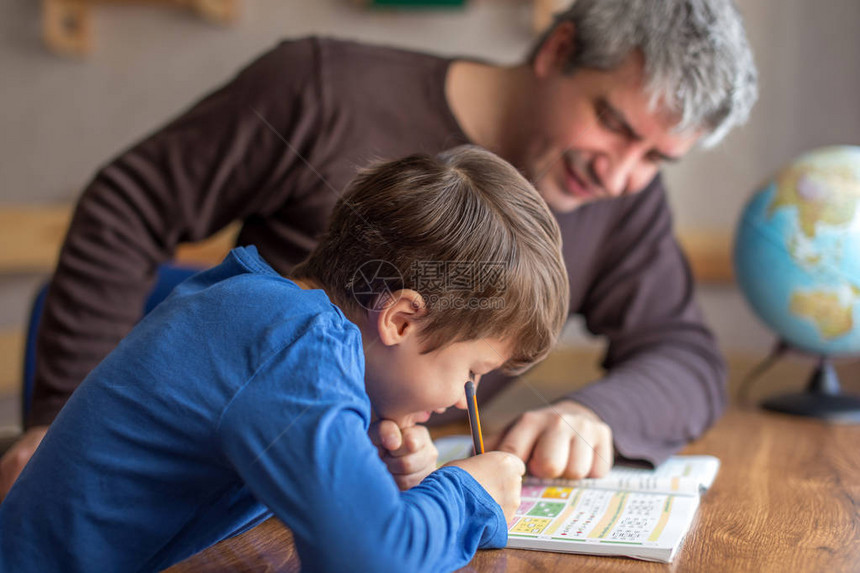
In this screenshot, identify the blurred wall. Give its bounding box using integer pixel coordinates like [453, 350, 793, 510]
[1, 0, 859, 358]
[661, 0, 860, 356]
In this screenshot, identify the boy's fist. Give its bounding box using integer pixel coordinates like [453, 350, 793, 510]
[445, 452, 525, 522]
[369, 420, 438, 491]
[0, 426, 48, 502]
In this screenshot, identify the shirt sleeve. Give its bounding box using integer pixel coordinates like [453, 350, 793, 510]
[568, 177, 727, 466]
[216, 323, 507, 572]
[28, 38, 325, 428]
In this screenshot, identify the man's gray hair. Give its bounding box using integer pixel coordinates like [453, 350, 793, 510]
[533, 0, 758, 147]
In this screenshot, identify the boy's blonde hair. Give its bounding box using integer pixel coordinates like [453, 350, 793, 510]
[292, 145, 569, 374]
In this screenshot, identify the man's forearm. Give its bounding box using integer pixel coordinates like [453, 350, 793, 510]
[28, 40, 320, 427]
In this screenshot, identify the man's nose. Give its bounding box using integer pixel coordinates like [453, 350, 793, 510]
[592, 149, 639, 197]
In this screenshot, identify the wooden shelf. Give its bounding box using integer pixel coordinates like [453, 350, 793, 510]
[0, 205, 734, 282]
[42, 0, 241, 57]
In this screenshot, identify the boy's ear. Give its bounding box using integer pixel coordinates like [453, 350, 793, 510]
[534, 21, 576, 78]
[371, 289, 427, 347]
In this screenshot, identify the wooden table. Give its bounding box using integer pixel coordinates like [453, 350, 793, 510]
[167, 406, 860, 572]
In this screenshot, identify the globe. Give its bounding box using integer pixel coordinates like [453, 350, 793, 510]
[734, 146, 860, 357]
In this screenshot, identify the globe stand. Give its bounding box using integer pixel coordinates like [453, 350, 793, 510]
[761, 357, 860, 423]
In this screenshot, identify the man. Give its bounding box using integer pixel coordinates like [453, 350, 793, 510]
[1, 0, 757, 498]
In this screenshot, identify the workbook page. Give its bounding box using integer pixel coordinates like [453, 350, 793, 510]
[507, 484, 700, 560]
[528, 456, 721, 496]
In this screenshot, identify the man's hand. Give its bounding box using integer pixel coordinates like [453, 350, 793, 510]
[369, 420, 438, 491]
[0, 426, 49, 502]
[496, 400, 613, 479]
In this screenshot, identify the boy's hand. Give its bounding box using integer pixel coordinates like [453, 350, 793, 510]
[0, 426, 49, 502]
[495, 400, 613, 479]
[446, 452, 525, 522]
[369, 420, 438, 491]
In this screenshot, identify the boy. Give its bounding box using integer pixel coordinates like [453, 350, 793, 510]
[0, 146, 569, 572]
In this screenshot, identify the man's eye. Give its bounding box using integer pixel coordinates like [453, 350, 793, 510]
[468, 371, 476, 382]
[600, 112, 623, 133]
[596, 103, 627, 135]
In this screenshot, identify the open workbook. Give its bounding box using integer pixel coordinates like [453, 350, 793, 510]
[435, 436, 720, 563]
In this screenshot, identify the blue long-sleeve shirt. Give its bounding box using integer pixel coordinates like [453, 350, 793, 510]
[0, 246, 506, 572]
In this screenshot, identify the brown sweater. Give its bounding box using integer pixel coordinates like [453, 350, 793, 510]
[32, 37, 726, 465]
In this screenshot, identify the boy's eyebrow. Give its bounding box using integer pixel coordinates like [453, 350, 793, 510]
[597, 97, 682, 164]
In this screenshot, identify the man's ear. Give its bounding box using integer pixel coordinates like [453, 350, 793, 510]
[533, 21, 576, 79]
[370, 289, 427, 347]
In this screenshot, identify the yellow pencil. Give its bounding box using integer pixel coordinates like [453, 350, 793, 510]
[464, 380, 484, 455]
